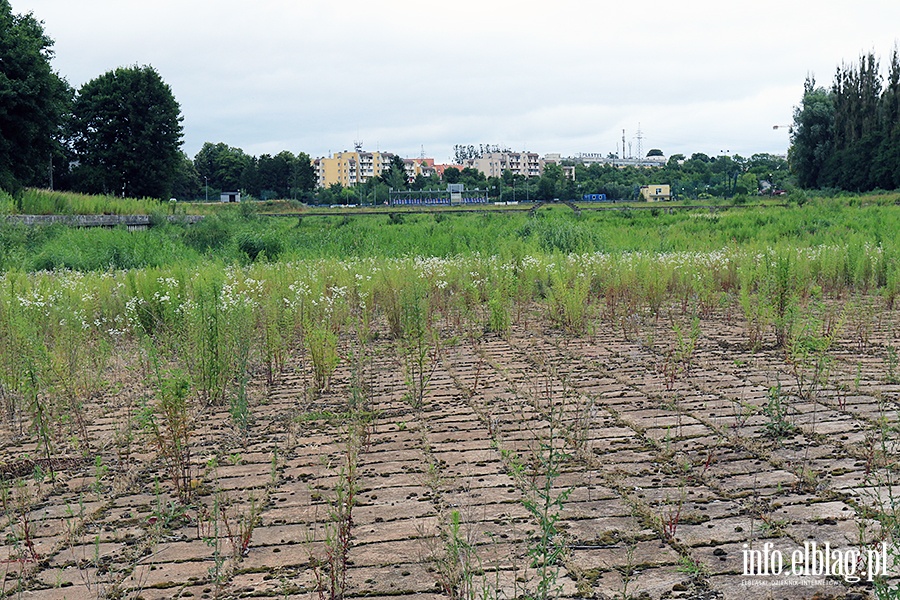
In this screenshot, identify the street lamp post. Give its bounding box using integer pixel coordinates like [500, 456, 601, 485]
[205, 176, 208, 202]
[773, 125, 792, 160]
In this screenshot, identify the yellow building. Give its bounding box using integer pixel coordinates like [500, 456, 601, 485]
[640, 184, 672, 202]
[314, 150, 435, 188]
[315, 151, 391, 188]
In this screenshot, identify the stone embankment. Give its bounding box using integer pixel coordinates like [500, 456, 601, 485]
[5, 214, 203, 228]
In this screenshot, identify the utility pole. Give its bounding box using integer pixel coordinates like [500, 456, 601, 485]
[636, 123, 644, 160]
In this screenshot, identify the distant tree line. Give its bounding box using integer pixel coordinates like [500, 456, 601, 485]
[1, 2, 320, 203]
[187, 143, 316, 202]
[320, 152, 788, 205]
[1, 1, 72, 194]
[791, 48, 900, 191]
[572, 153, 788, 201]
[1, 1, 187, 199]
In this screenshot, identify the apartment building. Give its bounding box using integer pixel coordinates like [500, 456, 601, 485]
[315, 151, 436, 188]
[315, 150, 392, 188]
[459, 151, 544, 178]
[575, 153, 667, 168]
[403, 157, 436, 180]
[543, 153, 576, 181]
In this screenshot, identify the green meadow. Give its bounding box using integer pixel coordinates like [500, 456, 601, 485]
[1, 193, 899, 271]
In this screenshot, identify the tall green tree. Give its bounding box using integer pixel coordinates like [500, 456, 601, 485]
[256, 151, 303, 199]
[0, 1, 72, 193]
[788, 49, 900, 192]
[240, 155, 259, 197]
[193, 142, 252, 194]
[873, 48, 900, 189]
[537, 163, 565, 200]
[380, 154, 409, 189]
[459, 167, 486, 190]
[442, 167, 461, 184]
[170, 152, 202, 200]
[789, 77, 834, 189]
[825, 54, 882, 190]
[70, 65, 183, 198]
[293, 152, 316, 200]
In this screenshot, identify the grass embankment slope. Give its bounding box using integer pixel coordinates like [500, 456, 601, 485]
[0, 192, 899, 272]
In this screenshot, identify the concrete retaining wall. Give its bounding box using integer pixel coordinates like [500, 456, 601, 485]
[5, 215, 204, 227]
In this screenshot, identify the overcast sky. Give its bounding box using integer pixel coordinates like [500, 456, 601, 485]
[13, 1, 900, 163]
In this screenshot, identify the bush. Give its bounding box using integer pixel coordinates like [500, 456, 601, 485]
[787, 190, 808, 206]
[0, 189, 15, 214]
[239, 200, 257, 221]
[184, 216, 231, 252]
[236, 230, 283, 261]
[517, 216, 600, 254]
[148, 210, 168, 228]
[29, 227, 191, 271]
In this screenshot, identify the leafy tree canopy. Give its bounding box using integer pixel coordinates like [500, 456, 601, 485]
[0, 0, 71, 193]
[380, 154, 409, 189]
[187, 144, 316, 201]
[443, 167, 461, 184]
[70, 65, 183, 199]
[790, 49, 900, 191]
[171, 152, 201, 200]
[193, 142, 252, 193]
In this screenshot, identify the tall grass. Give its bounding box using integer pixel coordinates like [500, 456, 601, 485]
[3, 198, 900, 272]
[15, 189, 166, 216]
[1, 241, 894, 400]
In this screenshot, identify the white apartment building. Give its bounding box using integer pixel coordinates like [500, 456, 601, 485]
[460, 151, 543, 178]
